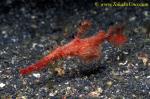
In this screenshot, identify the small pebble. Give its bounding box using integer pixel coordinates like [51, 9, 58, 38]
[148, 62, 150, 67]
[32, 43, 38, 48]
[31, 24, 38, 29]
[66, 87, 71, 90]
[54, 67, 65, 76]
[65, 82, 69, 85]
[41, 21, 45, 24]
[135, 76, 139, 79]
[147, 76, 150, 79]
[129, 17, 136, 21]
[33, 73, 41, 78]
[16, 96, 27, 99]
[143, 11, 149, 17]
[31, 15, 36, 19]
[88, 87, 103, 97]
[123, 51, 128, 55]
[49, 93, 54, 96]
[118, 60, 128, 66]
[106, 81, 113, 87]
[0, 83, 5, 88]
[84, 86, 89, 91]
[124, 70, 130, 74]
[132, 94, 136, 98]
[49, 90, 58, 96]
[137, 52, 149, 66]
[2, 30, 6, 34]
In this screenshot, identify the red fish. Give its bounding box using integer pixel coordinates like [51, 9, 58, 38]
[20, 21, 127, 75]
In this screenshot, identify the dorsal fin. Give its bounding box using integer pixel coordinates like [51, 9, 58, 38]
[76, 20, 92, 38]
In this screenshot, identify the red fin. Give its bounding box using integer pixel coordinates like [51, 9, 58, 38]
[107, 24, 127, 46]
[108, 33, 127, 46]
[76, 20, 92, 38]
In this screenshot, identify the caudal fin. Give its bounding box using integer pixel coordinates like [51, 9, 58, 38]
[19, 47, 63, 75]
[19, 56, 52, 75]
[19, 56, 51, 75]
[106, 24, 127, 46]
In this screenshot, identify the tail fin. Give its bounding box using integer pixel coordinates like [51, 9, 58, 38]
[19, 56, 51, 75]
[19, 47, 63, 75]
[106, 24, 127, 46]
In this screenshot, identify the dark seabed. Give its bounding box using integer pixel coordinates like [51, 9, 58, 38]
[0, 0, 150, 98]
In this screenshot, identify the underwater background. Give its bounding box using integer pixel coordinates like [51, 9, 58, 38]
[0, 0, 150, 98]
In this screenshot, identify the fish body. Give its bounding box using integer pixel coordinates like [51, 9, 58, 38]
[20, 23, 127, 75]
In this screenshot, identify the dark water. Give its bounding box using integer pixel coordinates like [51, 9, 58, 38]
[0, 0, 150, 98]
